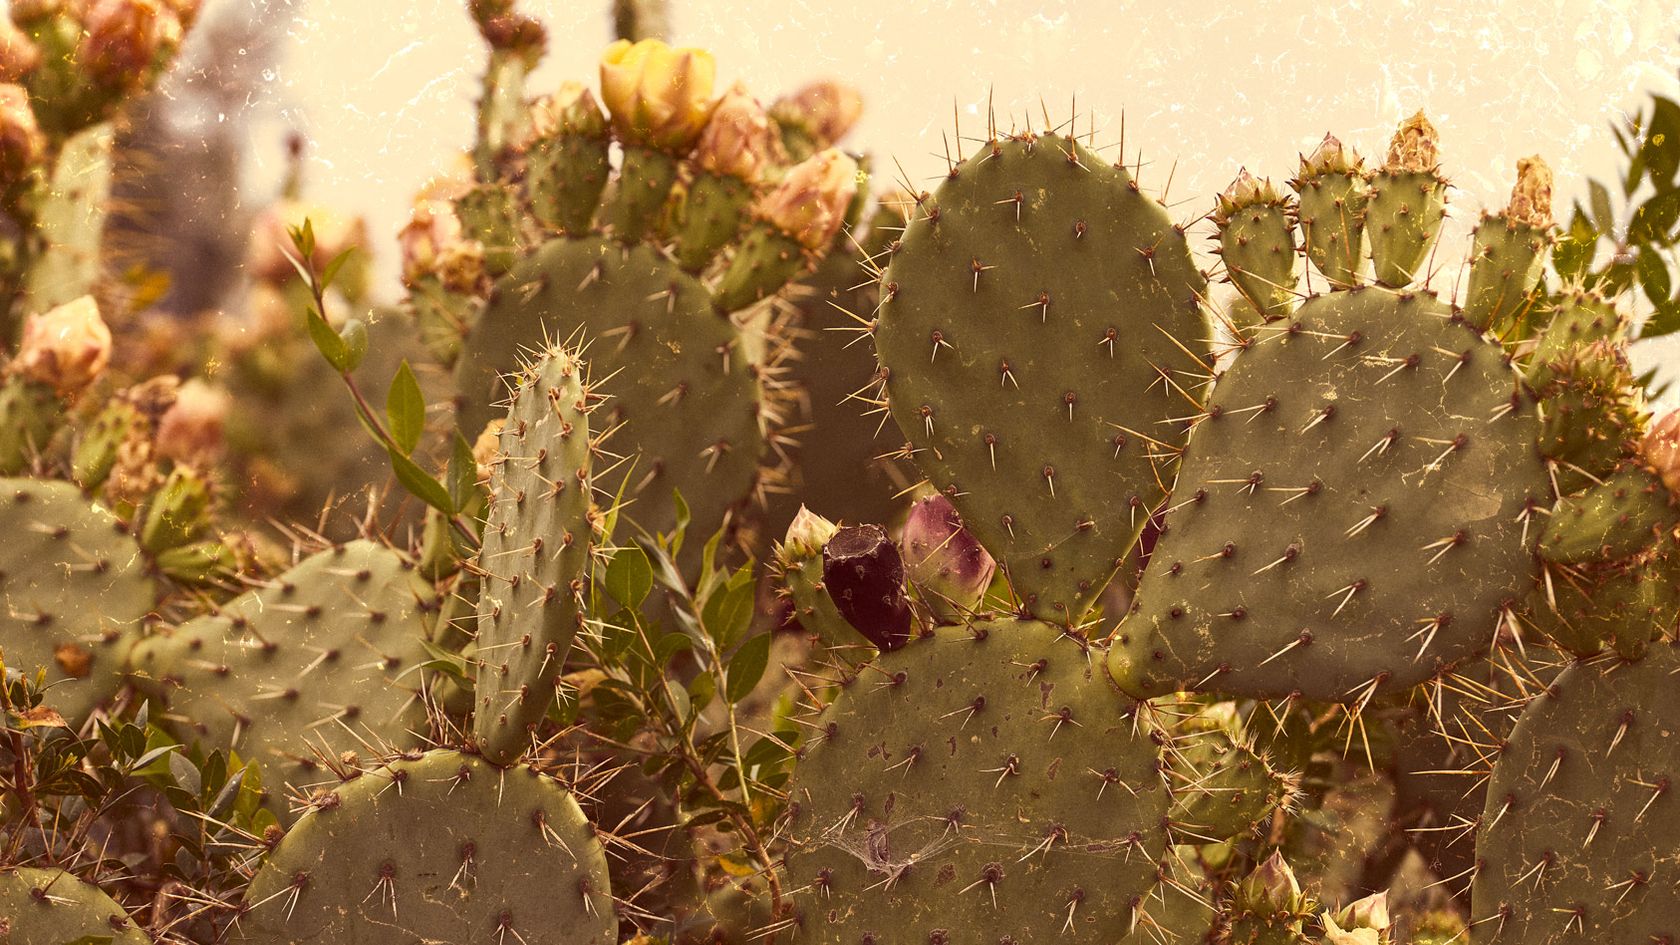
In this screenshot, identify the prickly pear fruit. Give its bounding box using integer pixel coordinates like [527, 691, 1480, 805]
[1365, 112, 1447, 288]
[1215, 168, 1299, 325]
[820, 523, 912, 651]
[1464, 157, 1552, 334]
[901, 493, 995, 623]
[1292, 134, 1367, 287]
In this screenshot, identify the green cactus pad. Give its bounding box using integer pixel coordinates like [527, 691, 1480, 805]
[1464, 213, 1548, 335]
[873, 132, 1209, 623]
[456, 236, 765, 561]
[128, 541, 439, 784]
[1293, 170, 1367, 288]
[1365, 170, 1446, 288]
[0, 478, 153, 724]
[0, 867, 149, 945]
[1538, 464, 1678, 566]
[784, 618, 1170, 944]
[1169, 723, 1294, 844]
[1471, 644, 1680, 944]
[236, 749, 615, 945]
[473, 348, 594, 765]
[1109, 287, 1548, 703]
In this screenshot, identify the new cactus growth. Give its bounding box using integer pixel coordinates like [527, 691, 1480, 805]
[872, 130, 1209, 623]
[1472, 644, 1680, 944]
[236, 750, 615, 944]
[784, 620, 1170, 944]
[472, 346, 595, 765]
[1215, 168, 1299, 325]
[0, 867, 148, 945]
[0, 477, 152, 723]
[1291, 134, 1368, 288]
[900, 492, 995, 623]
[1364, 111, 1447, 288]
[127, 541, 440, 786]
[1108, 288, 1548, 702]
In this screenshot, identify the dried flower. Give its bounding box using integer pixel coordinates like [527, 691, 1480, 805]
[0, 20, 42, 81]
[398, 199, 485, 293]
[1384, 109, 1440, 174]
[1506, 155, 1553, 229]
[773, 79, 863, 149]
[79, 0, 182, 90]
[694, 83, 779, 182]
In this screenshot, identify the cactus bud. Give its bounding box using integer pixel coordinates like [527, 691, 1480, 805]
[1384, 109, 1440, 174]
[1212, 167, 1284, 224]
[1644, 409, 1680, 496]
[756, 147, 859, 250]
[0, 83, 43, 183]
[783, 505, 838, 562]
[694, 83, 779, 183]
[15, 296, 112, 394]
[1299, 133, 1363, 177]
[398, 199, 485, 293]
[154, 379, 229, 466]
[772, 79, 864, 151]
[598, 38, 716, 152]
[1506, 155, 1553, 229]
[822, 524, 913, 652]
[79, 0, 182, 91]
[1322, 891, 1391, 945]
[1236, 851, 1302, 911]
[0, 20, 42, 81]
[526, 81, 608, 143]
[476, 12, 545, 65]
[901, 494, 995, 621]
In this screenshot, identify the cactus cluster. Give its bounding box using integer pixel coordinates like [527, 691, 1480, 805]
[3, 5, 1680, 945]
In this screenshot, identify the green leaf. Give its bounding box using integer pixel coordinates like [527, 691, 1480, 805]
[1630, 189, 1680, 245]
[321, 247, 358, 291]
[701, 572, 755, 650]
[1589, 179, 1616, 237]
[605, 545, 654, 609]
[339, 318, 369, 373]
[387, 446, 454, 513]
[1642, 296, 1680, 339]
[305, 306, 350, 372]
[669, 489, 691, 557]
[1638, 247, 1673, 311]
[386, 360, 425, 455]
[725, 633, 772, 702]
[1552, 207, 1598, 282]
[447, 432, 479, 512]
[1644, 94, 1680, 189]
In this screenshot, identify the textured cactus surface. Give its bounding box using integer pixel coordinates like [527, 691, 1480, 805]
[472, 347, 594, 765]
[0, 867, 149, 945]
[456, 236, 763, 559]
[874, 132, 1209, 622]
[785, 619, 1170, 943]
[128, 541, 438, 782]
[236, 750, 615, 945]
[1472, 644, 1680, 944]
[0, 477, 152, 723]
[1109, 288, 1548, 702]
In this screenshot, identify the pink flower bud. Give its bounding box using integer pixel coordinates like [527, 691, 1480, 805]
[1299, 133, 1364, 177]
[15, 295, 112, 394]
[0, 84, 44, 183]
[79, 0, 182, 90]
[598, 38, 716, 151]
[1644, 409, 1680, 495]
[0, 20, 42, 81]
[755, 148, 859, 250]
[526, 81, 608, 142]
[694, 83, 779, 183]
[155, 378, 229, 465]
[773, 80, 863, 149]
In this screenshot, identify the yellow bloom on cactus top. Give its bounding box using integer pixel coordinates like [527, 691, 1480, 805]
[598, 39, 716, 151]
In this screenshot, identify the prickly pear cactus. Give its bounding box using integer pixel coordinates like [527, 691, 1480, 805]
[873, 131, 1209, 623]
[456, 237, 765, 563]
[128, 541, 440, 783]
[1109, 287, 1549, 703]
[784, 619, 1171, 943]
[1471, 643, 1680, 944]
[473, 347, 594, 765]
[0, 478, 153, 723]
[0, 867, 149, 945]
[235, 749, 615, 945]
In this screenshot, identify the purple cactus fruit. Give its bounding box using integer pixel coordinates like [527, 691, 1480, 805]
[900, 494, 996, 622]
[821, 524, 912, 651]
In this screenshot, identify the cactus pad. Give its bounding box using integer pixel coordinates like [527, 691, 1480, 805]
[236, 749, 615, 945]
[1109, 287, 1548, 702]
[785, 618, 1170, 943]
[128, 541, 439, 784]
[874, 132, 1209, 622]
[0, 867, 148, 945]
[1471, 644, 1680, 944]
[456, 236, 765, 558]
[0, 478, 152, 724]
[473, 347, 594, 765]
